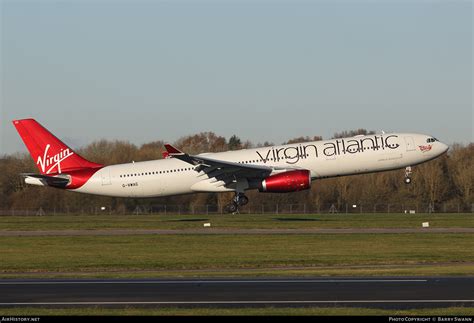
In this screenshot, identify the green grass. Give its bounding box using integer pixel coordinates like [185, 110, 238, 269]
[1, 213, 472, 278]
[0, 213, 472, 231]
[1, 306, 473, 316]
[1, 233, 473, 278]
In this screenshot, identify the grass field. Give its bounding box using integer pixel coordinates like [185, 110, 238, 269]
[0, 213, 472, 277]
[0, 213, 472, 231]
[3, 233, 474, 274]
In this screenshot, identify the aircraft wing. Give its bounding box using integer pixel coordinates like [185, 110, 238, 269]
[164, 144, 298, 185]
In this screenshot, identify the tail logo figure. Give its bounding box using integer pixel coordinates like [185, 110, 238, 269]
[37, 144, 75, 174]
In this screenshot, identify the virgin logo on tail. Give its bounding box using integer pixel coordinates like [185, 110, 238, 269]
[37, 144, 74, 174]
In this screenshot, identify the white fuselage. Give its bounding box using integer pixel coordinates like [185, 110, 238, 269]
[74, 133, 448, 198]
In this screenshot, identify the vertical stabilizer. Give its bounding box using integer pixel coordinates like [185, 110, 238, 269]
[12, 119, 103, 174]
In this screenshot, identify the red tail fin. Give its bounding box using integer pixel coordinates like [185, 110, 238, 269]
[13, 119, 103, 174]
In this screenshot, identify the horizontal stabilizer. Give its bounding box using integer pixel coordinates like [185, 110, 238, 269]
[21, 173, 70, 188]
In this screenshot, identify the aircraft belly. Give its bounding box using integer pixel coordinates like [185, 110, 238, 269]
[140, 174, 195, 197]
[190, 179, 234, 192]
[315, 151, 405, 178]
[76, 167, 199, 198]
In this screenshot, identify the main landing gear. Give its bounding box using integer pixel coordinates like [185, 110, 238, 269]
[404, 166, 412, 184]
[224, 192, 249, 214]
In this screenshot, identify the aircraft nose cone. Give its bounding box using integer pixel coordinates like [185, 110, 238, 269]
[440, 142, 449, 154]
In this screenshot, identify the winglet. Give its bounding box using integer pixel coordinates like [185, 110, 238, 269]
[164, 144, 184, 155]
[163, 144, 197, 165]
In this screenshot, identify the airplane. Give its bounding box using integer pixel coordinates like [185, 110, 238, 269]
[13, 118, 449, 213]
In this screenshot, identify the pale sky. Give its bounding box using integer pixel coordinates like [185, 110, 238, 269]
[1, 0, 472, 155]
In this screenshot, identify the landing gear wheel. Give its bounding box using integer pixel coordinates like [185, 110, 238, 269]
[224, 203, 238, 214]
[233, 193, 249, 206]
[225, 193, 249, 213]
[238, 195, 249, 206]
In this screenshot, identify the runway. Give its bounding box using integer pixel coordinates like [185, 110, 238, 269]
[1, 277, 473, 309]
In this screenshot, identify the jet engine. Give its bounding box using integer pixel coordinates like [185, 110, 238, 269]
[259, 170, 311, 193]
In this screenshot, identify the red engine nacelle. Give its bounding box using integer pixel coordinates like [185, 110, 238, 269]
[259, 170, 311, 193]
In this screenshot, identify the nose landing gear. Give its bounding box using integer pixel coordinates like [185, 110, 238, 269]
[224, 192, 249, 214]
[404, 166, 412, 184]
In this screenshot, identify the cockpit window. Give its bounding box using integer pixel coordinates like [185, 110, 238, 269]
[426, 138, 438, 143]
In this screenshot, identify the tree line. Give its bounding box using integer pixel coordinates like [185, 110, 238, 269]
[0, 130, 472, 213]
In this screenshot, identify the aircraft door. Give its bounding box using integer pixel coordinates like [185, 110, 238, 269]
[404, 137, 416, 152]
[101, 169, 112, 185]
